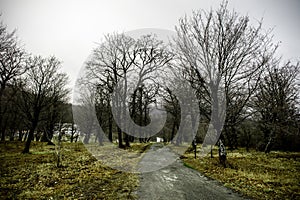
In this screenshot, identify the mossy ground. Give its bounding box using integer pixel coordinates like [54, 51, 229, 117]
[0, 141, 148, 199]
[182, 146, 300, 200]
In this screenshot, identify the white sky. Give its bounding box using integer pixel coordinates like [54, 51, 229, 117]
[1, 0, 299, 91]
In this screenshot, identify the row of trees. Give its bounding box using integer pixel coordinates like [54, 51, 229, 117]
[0, 19, 70, 153]
[74, 33, 174, 148]
[1, 2, 299, 154]
[75, 2, 299, 153]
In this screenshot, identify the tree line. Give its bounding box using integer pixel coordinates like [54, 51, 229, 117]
[0, 18, 71, 153]
[1, 2, 299, 155]
[75, 2, 300, 154]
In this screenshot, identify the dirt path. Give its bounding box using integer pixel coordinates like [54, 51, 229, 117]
[136, 143, 249, 200]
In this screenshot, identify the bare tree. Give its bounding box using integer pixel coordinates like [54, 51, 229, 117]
[82, 33, 173, 147]
[20, 56, 69, 153]
[129, 84, 160, 142]
[128, 34, 173, 142]
[174, 2, 277, 161]
[40, 72, 69, 144]
[162, 87, 180, 143]
[254, 61, 300, 152]
[83, 33, 136, 148]
[0, 20, 27, 140]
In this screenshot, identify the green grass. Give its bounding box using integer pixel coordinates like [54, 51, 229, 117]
[182, 146, 300, 200]
[0, 141, 149, 199]
[182, 161, 197, 170]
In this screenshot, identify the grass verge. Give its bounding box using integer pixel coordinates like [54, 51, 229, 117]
[182, 147, 300, 200]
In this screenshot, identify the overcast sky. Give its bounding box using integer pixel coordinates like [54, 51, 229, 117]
[1, 0, 299, 90]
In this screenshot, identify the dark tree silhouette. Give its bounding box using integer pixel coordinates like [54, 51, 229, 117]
[21, 56, 69, 153]
[0, 20, 27, 141]
[174, 2, 277, 162]
[254, 61, 300, 152]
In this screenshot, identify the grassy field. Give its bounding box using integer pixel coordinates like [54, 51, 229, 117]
[1, 141, 299, 199]
[182, 146, 300, 200]
[0, 141, 149, 199]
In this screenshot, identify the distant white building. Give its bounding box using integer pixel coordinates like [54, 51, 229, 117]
[156, 137, 164, 143]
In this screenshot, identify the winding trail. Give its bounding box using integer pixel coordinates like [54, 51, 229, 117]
[137, 143, 249, 200]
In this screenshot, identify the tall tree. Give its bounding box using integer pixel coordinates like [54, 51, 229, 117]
[174, 2, 277, 159]
[83, 33, 136, 148]
[0, 20, 27, 140]
[254, 61, 300, 152]
[40, 73, 70, 144]
[162, 87, 180, 143]
[21, 56, 69, 153]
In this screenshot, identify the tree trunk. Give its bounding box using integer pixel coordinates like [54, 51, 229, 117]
[108, 115, 113, 142]
[41, 131, 47, 142]
[218, 139, 227, 167]
[41, 130, 55, 145]
[193, 139, 197, 158]
[117, 127, 124, 148]
[264, 135, 273, 153]
[176, 121, 184, 146]
[75, 135, 79, 142]
[70, 133, 74, 143]
[9, 130, 14, 141]
[18, 130, 23, 141]
[1, 127, 6, 141]
[22, 125, 36, 153]
[96, 130, 103, 146]
[124, 133, 130, 147]
[70, 122, 76, 143]
[170, 123, 176, 144]
[23, 130, 28, 142]
[23, 111, 39, 153]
